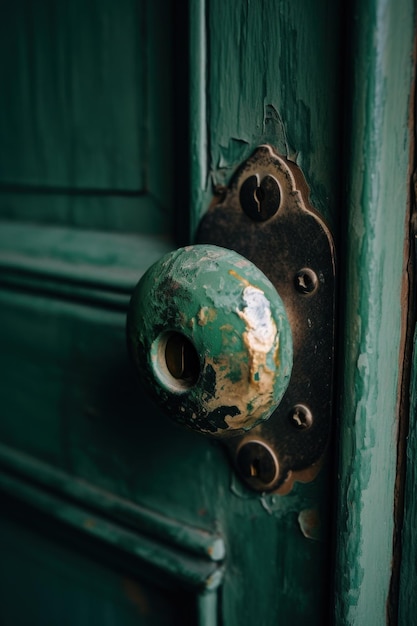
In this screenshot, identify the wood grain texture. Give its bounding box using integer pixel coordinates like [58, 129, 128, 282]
[0, 220, 173, 303]
[0, 0, 144, 190]
[0, 0, 175, 233]
[189, 1, 343, 623]
[3, 1, 415, 624]
[334, 1, 416, 624]
[0, 468, 224, 590]
[0, 513, 196, 626]
[190, 0, 343, 236]
[0, 443, 225, 563]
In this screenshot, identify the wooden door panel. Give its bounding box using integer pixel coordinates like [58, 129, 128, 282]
[0, 505, 197, 626]
[0, 1, 339, 624]
[0, 0, 145, 190]
[0, 0, 175, 233]
[1, 0, 415, 624]
[0, 219, 328, 625]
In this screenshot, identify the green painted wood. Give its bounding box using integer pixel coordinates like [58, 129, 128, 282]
[0, 255, 331, 625]
[188, 1, 343, 623]
[0, 0, 175, 234]
[189, 0, 343, 236]
[0, 0, 145, 190]
[0, 445, 225, 561]
[0, 469, 224, 590]
[2, 1, 415, 624]
[0, 512, 196, 626]
[334, 1, 416, 624]
[0, 221, 173, 308]
[0, 192, 171, 234]
[0, 443, 225, 563]
[189, 0, 208, 239]
[0, 1, 347, 625]
[197, 592, 217, 626]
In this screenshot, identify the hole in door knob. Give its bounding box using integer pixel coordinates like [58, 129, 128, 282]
[151, 331, 201, 393]
[165, 333, 200, 383]
[164, 332, 200, 387]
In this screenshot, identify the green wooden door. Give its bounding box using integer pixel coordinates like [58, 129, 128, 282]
[0, 1, 415, 625]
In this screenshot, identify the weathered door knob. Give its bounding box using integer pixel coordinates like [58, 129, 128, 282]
[127, 244, 293, 437]
[127, 146, 335, 494]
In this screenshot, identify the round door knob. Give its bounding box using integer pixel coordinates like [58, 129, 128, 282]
[127, 244, 292, 438]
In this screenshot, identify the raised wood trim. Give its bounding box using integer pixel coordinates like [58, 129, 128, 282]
[0, 220, 173, 308]
[0, 443, 225, 590]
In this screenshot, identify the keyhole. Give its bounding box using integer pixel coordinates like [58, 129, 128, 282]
[163, 332, 200, 388]
[240, 174, 281, 222]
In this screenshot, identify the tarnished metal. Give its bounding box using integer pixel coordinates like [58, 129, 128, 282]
[239, 173, 281, 221]
[197, 145, 336, 493]
[235, 439, 280, 490]
[294, 268, 319, 295]
[288, 404, 313, 430]
[127, 244, 293, 437]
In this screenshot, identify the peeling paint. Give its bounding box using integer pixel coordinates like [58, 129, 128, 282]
[228, 268, 251, 287]
[238, 286, 277, 354]
[128, 244, 293, 437]
[334, 0, 416, 621]
[263, 103, 289, 157]
[198, 306, 217, 326]
[217, 138, 250, 169]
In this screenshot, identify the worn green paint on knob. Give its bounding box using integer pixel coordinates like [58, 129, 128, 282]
[127, 244, 293, 437]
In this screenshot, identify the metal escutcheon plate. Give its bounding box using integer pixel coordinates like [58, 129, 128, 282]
[197, 145, 336, 494]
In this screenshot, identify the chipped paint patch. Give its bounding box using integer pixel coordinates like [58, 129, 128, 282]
[238, 286, 276, 352]
[128, 244, 293, 437]
[198, 306, 217, 326]
[228, 268, 251, 287]
[237, 285, 279, 387]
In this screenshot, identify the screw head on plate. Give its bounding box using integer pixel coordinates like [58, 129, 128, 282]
[289, 404, 313, 430]
[294, 268, 318, 295]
